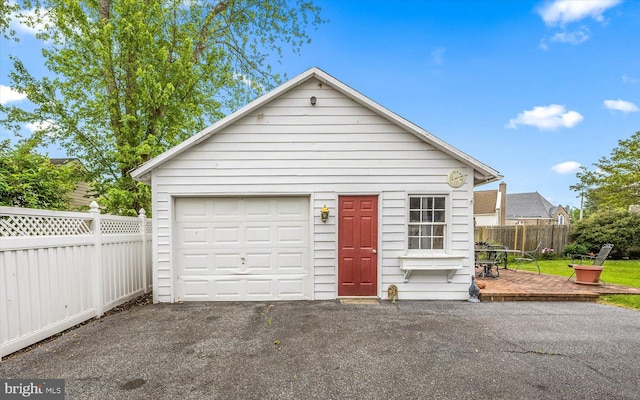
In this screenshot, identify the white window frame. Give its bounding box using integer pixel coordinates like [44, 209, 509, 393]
[407, 194, 449, 254]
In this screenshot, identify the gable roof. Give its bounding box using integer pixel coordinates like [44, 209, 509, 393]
[474, 190, 499, 214]
[131, 67, 501, 184]
[506, 192, 557, 219]
[50, 158, 81, 165]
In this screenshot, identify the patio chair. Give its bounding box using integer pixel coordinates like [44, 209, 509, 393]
[567, 243, 614, 284]
[513, 241, 542, 274]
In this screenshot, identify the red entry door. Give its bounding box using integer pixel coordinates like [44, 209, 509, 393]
[338, 196, 378, 296]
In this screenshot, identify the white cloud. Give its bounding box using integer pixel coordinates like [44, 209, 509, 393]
[0, 85, 27, 104]
[25, 119, 59, 137]
[603, 99, 640, 113]
[549, 27, 590, 45]
[431, 47, 446, 66]
[538, 39, 549, 51]
[506, 104, 583, 130]
[552, 161, 581, 174]
[622, 74, 639, 84]
[233, 73, 253, 87]
[540, 27, 589, 49]
[538, 0, 622, 27]
[9, 7, 51, 36]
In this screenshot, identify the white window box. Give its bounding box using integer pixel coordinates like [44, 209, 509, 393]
[399, 255, 464, 283]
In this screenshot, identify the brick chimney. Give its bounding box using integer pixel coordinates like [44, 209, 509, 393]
[499, 182, 507, 226]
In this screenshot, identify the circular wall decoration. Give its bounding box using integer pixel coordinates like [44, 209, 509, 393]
[447, 169, 466, 188]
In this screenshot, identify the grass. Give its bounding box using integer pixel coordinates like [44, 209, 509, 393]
[511, 257, 640, 310]
[599, 295, 640, 310]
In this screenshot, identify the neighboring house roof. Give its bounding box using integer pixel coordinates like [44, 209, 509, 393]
[131, 67, 501, 185]
[474, 190, 498, 214]
[506, 192, 559, 220]
[50, 158, 82, 166]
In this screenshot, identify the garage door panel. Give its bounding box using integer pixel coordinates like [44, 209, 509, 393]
[246, 280, 273, 296]
[182, 280, 209, 298]
[278, 252, 305, 269]
[245, 226, 271, 244]
[182, 253, 209, 271]
[175, 197, 311, 301]
[212, 198, 241, 217]
[181, 227, 209, 244]
[216, 280, 243, 297]
[213, 226, 240, 245]
[278, 226, 306, 243]
[175, 198, 208, 218]
[276, 198, 306, 216]
[279, 279, 306, 296]
[177, 251, 308, 275]
[246, 253, 272, 269]
[212, 253, 242, 271]
[177, 275, 310, 301]
[177, 224, 308, 249]
[245, 199, 271, 216]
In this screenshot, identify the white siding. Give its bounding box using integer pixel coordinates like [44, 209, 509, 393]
[475, 214, 499, 226]
[68, 181, 96, 211]
[312, 192, 337, 300]
[152, 78, 475, 301]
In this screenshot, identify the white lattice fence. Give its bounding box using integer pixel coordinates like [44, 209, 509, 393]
[101, 217, 142, 235]
[0, 212, 92, 237]
[0, 203, 152, 360]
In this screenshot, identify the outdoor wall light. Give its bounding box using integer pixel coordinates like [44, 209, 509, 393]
[320, 205, 329, 223]
[310, 96, 317, 105]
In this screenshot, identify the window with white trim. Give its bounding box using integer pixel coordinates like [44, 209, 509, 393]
[408, 195, 446, 250]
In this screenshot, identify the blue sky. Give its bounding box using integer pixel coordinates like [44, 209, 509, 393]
[1, 0, 639, 210]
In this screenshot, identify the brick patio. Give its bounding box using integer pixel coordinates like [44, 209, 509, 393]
[478, 268, 640, 302]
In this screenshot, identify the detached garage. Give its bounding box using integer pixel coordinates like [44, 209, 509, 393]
[174, 196, 311, 301]
[131, 67, 501, 303]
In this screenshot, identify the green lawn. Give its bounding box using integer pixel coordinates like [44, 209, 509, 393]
[511, 258, 640, 310]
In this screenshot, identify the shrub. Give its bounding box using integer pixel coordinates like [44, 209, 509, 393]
[563, 243, 589, 258]
[627, 247, 640, 260]
[570, 209, 640, 259]
[541, 248, 557, 259]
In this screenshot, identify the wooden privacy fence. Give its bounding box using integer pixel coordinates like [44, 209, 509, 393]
[0, 203, 152, 360]
[475, 225, 571, 255]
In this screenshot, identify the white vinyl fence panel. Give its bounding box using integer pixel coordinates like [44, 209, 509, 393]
[0, 203, 152, 359]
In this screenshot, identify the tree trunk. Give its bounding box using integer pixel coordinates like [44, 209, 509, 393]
[98, 0, 110, 19]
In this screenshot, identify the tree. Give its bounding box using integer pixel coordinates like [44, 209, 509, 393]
[1, 0, 324, 215]
[571, 131, 640, 211]
[570, 166, 599, 217]
[0, 140, 78, 209]
[0, 1, 20, 39]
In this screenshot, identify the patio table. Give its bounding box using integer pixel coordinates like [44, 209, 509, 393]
[475, 245, 522, 278]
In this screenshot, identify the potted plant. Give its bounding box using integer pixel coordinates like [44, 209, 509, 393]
[573, 265, 604, 285]
[569, 244, 613, 286]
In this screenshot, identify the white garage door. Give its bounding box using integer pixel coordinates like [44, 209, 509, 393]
[174, 197, 311, 301]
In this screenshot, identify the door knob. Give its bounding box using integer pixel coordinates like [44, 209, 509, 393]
[372, 249, 377, 254]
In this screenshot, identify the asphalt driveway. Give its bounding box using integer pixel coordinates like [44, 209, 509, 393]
[2, 300, 639, 400]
